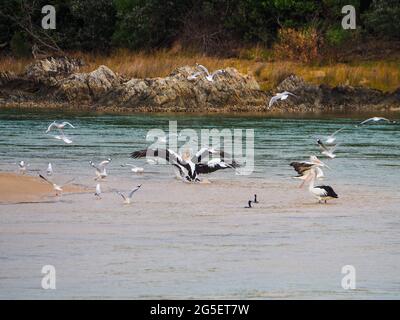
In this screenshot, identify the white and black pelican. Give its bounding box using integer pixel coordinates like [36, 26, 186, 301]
[130, 148, 238, 182]
[39, 174, 74, 196]
[290, 155, 328, 187]
[268, 91, 297, 108]
[317, 139, 338, 159]
[305, 168, 338, 204]
[116, 185, 142, 204]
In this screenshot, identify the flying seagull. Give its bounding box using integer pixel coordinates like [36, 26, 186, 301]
[268, 91, 297, 108]
[323, 127, 346, 144]
[116, 185, 142, 204]
[356, 117, 395, 127]
[39, 174, 74, 196]
[89, 158, 111, 180]
[121, 164, 144, 173]
[195, 64, 226, 82]
[317, 139, 338, 159]
[46, 121, 75, 133]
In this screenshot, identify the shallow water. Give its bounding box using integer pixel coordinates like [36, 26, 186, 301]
[0, 110, 399, 299]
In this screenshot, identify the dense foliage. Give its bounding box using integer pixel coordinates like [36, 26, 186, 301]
[0, 0, 398, 56]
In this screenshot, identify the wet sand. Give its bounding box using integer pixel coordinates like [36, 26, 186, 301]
[0, 173, 86, 203]
[0, 174, 399, 299]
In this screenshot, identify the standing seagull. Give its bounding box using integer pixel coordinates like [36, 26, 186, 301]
[47, 163, 53, 176]
[196, 64, 226, 82]
[268, 91, 297, 108]
[317, 139, 338, 159]
[116, 185, 142, 204]
[95, 183, 102, 199]
[305, 168, 338, 204]
[357, 117, 394, 126]
[39, 174, 74, 196]
[18, 160, 29, 174]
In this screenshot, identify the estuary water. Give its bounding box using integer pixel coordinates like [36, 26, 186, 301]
[0, 109, 399, 299]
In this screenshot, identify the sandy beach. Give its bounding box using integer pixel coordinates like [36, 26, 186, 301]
[0, 173, 86, 203]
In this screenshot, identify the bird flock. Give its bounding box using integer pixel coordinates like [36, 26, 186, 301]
[289, 116, 396, 204]
[9, 105, 397, 207]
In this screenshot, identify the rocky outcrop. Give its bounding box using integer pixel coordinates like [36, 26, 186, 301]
[0, 57, 399, 112]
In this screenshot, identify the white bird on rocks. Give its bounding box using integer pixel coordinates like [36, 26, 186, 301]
[356, 117, 395, 127]
[187, 71, 202, 81]
[195, 64, 226, 82]
[116, 185, 142, 204]
[268, 91, 297, 108]
[47, 163, 53, 176]
[121, 164, 144, 173]
[39, 174, 74, 196]
[95, 183, 102, 199]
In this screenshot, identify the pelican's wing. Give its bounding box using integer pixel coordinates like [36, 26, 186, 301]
[195, 147, 232, 162]
[39, 174, 54, 186]
[130, 148, 183, 164]
[196, 64, 210, 76]
[195, 159, 233, 174]
[290, 161, 313, 175]
[128, 185, 142, 199]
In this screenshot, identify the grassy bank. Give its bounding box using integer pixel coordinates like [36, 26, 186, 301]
[1, 49, 399, 92]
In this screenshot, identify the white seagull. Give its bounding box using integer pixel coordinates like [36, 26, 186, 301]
[39, 174, 74, 196]
[323, 127, 346, 144]
[121, 164, 144, 173]
[89, 162, 107, 180]
[305, 168, 338, 204]
[356, 117, 395, 127]
[18, 160, 29, 174]
[116, 185, 142, 204]
[317, 139, 338, 159]
[53, 133, 73, 144]
[46, 163, 53, 176]
[268, 91, 297, 108]
[196, 64, 226, 82]
[46, 121, 75, 133]
[187, 71, 202, 81]
[95, 183, 102, 199]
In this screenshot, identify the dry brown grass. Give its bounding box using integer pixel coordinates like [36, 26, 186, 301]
[1, 49, 399, 92]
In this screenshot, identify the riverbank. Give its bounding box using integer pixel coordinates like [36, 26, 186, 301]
[1, 56, 399, 113]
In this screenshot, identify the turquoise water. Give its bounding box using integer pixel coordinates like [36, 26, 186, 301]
[0, 110, 399, 187]
[0, 110, 400, 299]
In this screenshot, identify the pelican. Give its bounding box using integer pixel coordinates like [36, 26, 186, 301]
[18, 160, 28, 174]
[130, 148, 238, 182]
[317, 139, 338, 159]
[46, 163, 53, 176]
[196, 64, 226, 82]
[121, 164, 144, 173]
[95, 183, 102, 199]
[39, 174, 74, 196]
[324, 127, 346, 144]
[46, 121, 75, 133]
[268, 91, 297, 108]
[116, 185, 142, 204]
[357, 117, 394, 126]
[290, 155, 328, 188]
[305, 168, 338, 204]
[89, 160, 108, 180]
